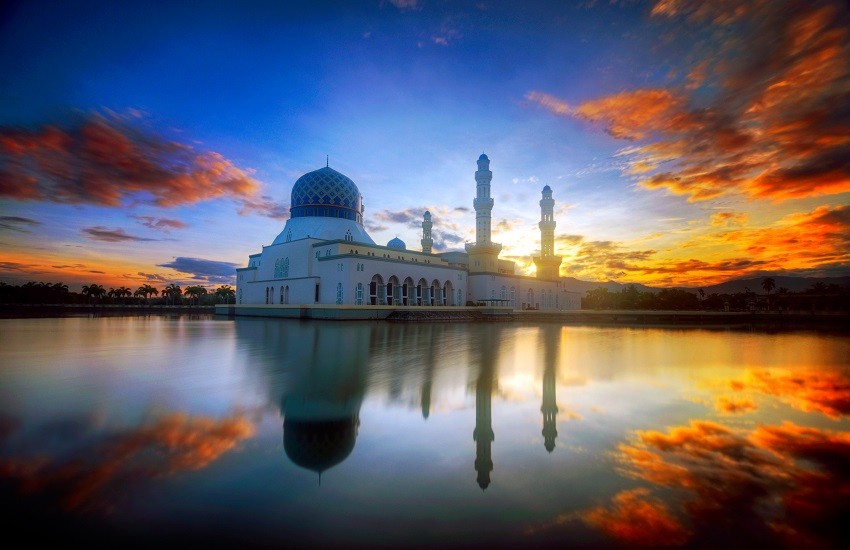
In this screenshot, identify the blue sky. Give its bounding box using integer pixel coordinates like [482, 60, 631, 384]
[1, 0, 848, 290]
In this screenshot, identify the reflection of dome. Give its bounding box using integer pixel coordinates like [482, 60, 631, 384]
[290, 167, 363, 223]
[283, 418, 358, 473]
[387, 237, 406, 250]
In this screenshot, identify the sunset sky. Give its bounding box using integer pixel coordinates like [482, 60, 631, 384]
[1, 0, 848, 291]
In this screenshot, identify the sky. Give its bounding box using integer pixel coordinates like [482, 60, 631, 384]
[1, 0, 848, 291]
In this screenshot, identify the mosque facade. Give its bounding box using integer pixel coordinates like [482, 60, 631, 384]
[236, 154, 581, 310]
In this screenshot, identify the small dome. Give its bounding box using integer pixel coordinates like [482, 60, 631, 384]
[478, 153, 489, 161]
[387, 237, 406, 250]
[543, 185, 551, 192]
[290, 166, 363, 223]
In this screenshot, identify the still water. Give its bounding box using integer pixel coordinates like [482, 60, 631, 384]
[1, 316, 847, 548]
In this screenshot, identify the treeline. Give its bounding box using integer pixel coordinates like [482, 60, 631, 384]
[0, 281, 235, 305]
[581, 281, 849, 312]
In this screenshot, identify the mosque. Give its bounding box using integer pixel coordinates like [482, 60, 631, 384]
[236, 154, 581, 310]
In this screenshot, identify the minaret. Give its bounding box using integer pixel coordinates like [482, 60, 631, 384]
[465, 154, 502, 274]
[533, 185, 562, 280]
[541, 325, 559, 453]
[473, 325, 499, 490]
[474, 154, 494, 245]
[421, 211, 433, 254]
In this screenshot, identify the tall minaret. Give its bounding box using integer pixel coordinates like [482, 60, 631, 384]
[541, 325, 559, 453]
[474, 154, 493, 245]
[473, 325, 499, 490]
[421, 211, 433, 254]
[533, 185, 562, 280]
[465, 154, 502, 275]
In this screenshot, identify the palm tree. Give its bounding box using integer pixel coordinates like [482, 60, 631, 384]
[135, 284, 159, 304]
[214, 285, 235, 304]
[82, 283, 106, 304]
[163, 283, 182, 305]
[184, 285, 207, 305]
[761, 277, 776, 310]
[117, 286, 132, 302]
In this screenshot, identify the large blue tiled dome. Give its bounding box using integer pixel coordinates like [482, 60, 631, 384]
[290, 166, 363, 223]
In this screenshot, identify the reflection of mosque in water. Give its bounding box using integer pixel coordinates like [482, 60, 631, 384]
[238, 319, 560, 487]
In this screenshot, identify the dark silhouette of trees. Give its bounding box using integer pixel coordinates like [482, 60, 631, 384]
[214, 285, 235, 304]
[82, 283, 106, 303]
[184, 285, 207, 305]
[162, 283, 182, 305]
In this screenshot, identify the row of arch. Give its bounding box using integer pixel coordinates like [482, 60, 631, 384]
[363, 275, 459, 306]
[262, 279, 557, 309]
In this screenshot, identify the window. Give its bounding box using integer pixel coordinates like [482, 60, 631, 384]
[282, 257, 289, 278]
[315, 283, 320, 303]
[356, 283, 364, 305]
[286, 230, 292, 242]
[336, 283, 343, 304]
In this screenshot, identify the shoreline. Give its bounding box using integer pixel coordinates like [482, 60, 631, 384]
[2, 303, 847, 330]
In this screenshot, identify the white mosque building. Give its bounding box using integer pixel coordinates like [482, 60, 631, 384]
[235, 154, 581, 310]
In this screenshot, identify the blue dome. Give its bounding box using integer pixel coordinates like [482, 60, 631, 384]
[290, 167, 363, 223]
[387, 237, 406, 250]
[478, 153, 489, 161]
[543, 185, 552, 192]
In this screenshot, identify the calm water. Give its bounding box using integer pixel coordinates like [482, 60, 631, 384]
[1, 316, 848, 548]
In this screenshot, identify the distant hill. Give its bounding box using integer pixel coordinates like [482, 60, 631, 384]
[697, 276, 850, 295]
[560, 277, 657, 294]
[560, 275, 850, 295]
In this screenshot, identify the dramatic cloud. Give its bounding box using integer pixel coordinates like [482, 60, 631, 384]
[714, 395, 758, 414]
[0, 216, 42, 232]
[710, 211, 748, 227]
[157, 257, 239, 284]
[528, 0, 850, 202]
[82, 226, 157, 243]
[729, 368, 850, 418]
[0, 111, 261, 208]
[604, 419, 850, 547]
[0, 412, 254, 513]
[238, 196, 289, 220]
[581, 488, 691, 547]
[131, 215, 187, 231]
[564, 240, 657, 280]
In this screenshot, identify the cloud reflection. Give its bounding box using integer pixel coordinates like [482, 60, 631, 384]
[0, 412, 254, 514]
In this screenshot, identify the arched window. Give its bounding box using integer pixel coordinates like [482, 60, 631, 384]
[528, 288, 534, 308]
[345, 229, 352, 242]
[282, 257, 289, 278]
[336, 282, 344, 304]
[511, 286, 516, 309]
[280, 286, 285, 304]
[286, 230, 292, 242]
[284, 285, 289, 304]
[355, 283, 364, 305]
[370, 274, 384, 305]
[500, 286, 506, 300]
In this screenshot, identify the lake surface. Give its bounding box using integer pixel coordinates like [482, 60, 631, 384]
[1, 316, 848, 548]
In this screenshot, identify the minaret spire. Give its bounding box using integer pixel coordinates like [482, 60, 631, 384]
[421, 211, 433, 254]
[533, 185, 562, 280]
[465, 153, 502, 275]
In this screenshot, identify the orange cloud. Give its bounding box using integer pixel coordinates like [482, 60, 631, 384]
[710, 211, 748, 227]
[1, 412, 254, 514]
[714, 395, 757, 414]
[529, 0, 850, 203]
[602, 419, 850, 546]
[582, 488, 691, 547]
[0, 111, 260, 208]
[729, 368, 850, 419]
